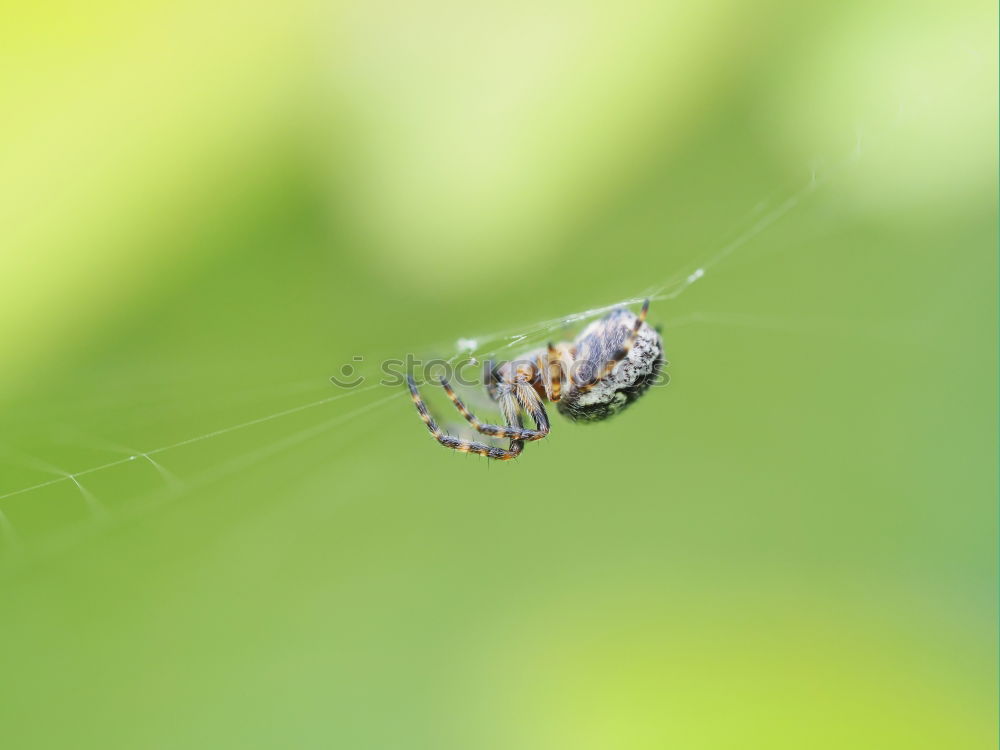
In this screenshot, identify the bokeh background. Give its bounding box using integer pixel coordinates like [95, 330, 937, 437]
[1, 0, 996, 747]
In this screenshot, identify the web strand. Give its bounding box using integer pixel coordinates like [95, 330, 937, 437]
[3, 391, 406, 572]
[0, 383, 384, 501]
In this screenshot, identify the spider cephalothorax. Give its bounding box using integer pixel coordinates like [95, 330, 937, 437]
[407, 300, 666, 460]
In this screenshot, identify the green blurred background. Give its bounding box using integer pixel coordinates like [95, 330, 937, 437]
[1, 0, 996, 747]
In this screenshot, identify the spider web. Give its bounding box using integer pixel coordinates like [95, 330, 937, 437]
[0, 127, 872, 570]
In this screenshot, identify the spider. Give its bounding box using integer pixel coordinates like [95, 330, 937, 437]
[407, 299, 665, 460]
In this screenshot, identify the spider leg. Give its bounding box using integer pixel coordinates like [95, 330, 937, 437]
[573, 298, 649, 393]
[538, 343, 567, 402]
[512, 380, 550, 435]
[439, 378, 548, 441]
[542, 342, 576, 403]
[547, 344, 563, 402]
[407, 376, 523, 460]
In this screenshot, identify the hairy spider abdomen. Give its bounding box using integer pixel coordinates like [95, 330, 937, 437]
[556, 308, 664, 423]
